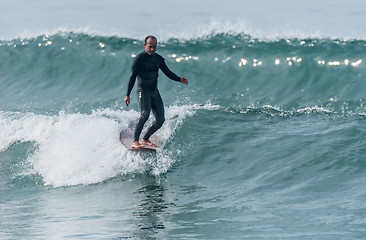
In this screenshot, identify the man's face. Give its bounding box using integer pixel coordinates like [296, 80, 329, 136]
[144, 38, 157, 55]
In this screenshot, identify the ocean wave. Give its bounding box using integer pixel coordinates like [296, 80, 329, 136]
[1, 32, 365, 114]
[0, 104, 213, 187]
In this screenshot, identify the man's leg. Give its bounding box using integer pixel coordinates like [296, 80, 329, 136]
[142, 90, 165, 142]
[133, 89, 152, 144]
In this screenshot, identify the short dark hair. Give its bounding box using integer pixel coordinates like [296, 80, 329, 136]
[144, 35, 157, 44]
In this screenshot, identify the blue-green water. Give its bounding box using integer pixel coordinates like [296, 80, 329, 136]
[1, 29, 366, 240]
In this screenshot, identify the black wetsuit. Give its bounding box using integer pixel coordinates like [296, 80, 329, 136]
[126, 51, 181, 142]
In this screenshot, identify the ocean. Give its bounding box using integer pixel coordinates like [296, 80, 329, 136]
[1, 1, 366, 239]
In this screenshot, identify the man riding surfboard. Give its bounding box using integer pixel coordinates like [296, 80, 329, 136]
[123, 35, 188, 149]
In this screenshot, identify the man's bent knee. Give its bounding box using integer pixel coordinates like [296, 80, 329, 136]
[139, 111, 150, 122]
[156, 117, 165, 128]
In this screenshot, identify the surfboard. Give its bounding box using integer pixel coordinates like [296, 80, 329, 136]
[120, 129, 159, 152]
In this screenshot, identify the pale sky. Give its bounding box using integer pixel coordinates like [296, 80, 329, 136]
[1, 0, 365, 40]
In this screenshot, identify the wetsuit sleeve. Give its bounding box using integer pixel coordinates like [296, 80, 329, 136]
[126, 57, 139, 97]
[160, 60, 181, 82]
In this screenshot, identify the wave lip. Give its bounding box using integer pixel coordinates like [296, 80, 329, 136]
[2, 0, 366, 42]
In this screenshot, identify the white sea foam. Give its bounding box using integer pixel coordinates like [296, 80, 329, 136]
[0, 104, 213, 187]
[296, 106, 333, 115]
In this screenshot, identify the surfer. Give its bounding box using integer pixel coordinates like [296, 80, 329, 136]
[124, 35, 188, 149]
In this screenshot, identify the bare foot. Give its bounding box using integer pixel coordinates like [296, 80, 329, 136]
[140, 139, 157, 147]
[131, 141, 143, 149]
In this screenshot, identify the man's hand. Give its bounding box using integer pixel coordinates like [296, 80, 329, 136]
[124, 96, 130, 106]
[181, 77, 188, 85]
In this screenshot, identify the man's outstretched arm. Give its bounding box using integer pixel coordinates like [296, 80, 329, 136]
[160, 60, 188, 84]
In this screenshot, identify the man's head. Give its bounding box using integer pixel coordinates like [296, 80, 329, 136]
[144, 35, 157, 55]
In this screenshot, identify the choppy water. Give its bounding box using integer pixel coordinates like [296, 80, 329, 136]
[1, 2, 366, 239]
